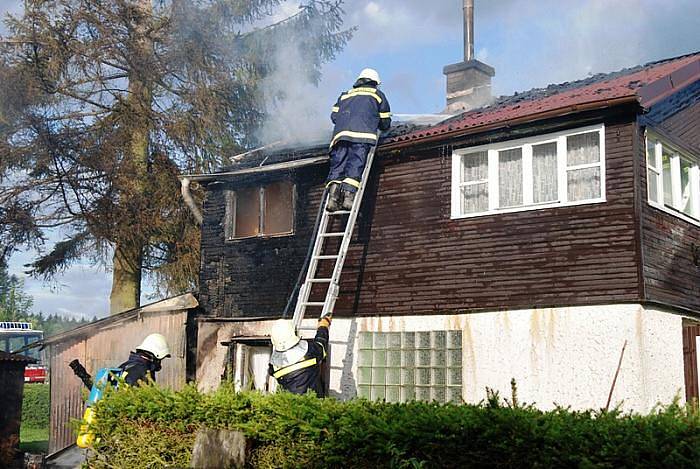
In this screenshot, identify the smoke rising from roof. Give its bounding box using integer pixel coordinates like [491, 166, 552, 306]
[256, 40, 333, 146]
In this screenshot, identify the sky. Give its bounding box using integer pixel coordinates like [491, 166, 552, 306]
[2, 0, 700, 319]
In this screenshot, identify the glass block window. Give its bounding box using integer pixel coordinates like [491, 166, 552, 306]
[357, 331, 462, 404]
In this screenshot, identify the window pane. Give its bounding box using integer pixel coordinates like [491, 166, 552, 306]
[567, 132, 600, 166]
[263, 181, 293, 235]
[647, 169, 659, 204]
[498, 148, 523, 208]
[647, 140, 658, 170]
[234, 187, 260, 238]
[532, 142, 558, 203]
[662, 151, 673, 206]
[461, 183, 488, 214]
[681, 159, 694, 216]
[462, 151, 488, 182]
[567, 167, 601, 201]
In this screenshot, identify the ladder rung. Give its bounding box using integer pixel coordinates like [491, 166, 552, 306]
[328, 210, 351, 215]
[309, 279, 332, 283]
[321, 232, 345, 237]
[313, 255, 338, 260]
[302, 302, 325, 307]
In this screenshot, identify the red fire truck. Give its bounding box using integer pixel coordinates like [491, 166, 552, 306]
[0, 321, 48, 383]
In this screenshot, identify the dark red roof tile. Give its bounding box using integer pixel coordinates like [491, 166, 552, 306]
[387, 52, 700, 146]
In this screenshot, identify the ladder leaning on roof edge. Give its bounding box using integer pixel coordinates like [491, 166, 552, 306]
[290, 133, 381, 331]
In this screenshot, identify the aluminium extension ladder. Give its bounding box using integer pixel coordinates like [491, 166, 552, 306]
[291, 137, 380, 331]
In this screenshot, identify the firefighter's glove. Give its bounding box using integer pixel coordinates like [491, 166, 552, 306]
[318, 314, 332, 329]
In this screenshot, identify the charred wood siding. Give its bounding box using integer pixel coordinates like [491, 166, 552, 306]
[639, 96, 700, 312]
[199, 118, 642, 318]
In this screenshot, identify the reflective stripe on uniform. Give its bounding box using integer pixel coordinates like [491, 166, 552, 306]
[379, 112, 392, 118]
[342, 178, 361, 189]
[331, 106, 340, 112]
[340, 87, 382, 104]
[330, 130, 378, 148]
[272, 358, 318, 379]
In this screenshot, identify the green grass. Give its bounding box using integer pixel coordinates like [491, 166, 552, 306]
[19, 426, 49, 454]
[20, 383, 50, 454]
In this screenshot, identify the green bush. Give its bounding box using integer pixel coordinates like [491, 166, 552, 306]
[22, 383, 50, 428]
[89, 384, 700, 469]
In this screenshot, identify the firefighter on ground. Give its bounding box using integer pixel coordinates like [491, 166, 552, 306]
[268, 315, 331, 396]
[326, 68, 392, 212]
[118, 333, 171, 386]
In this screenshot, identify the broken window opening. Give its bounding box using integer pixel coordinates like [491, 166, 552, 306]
[225, 181, 295, 240]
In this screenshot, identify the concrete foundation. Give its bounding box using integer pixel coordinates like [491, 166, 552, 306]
[196, 303, 686, 413]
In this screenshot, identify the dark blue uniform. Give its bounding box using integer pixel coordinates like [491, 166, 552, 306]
[118, 351, 160, 386]
[329, 81, 391, 191]
[269, 324, 329, 397]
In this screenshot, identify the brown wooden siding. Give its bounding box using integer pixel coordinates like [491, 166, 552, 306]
[683, 320, 700, 404]
[47, 310, 187, 454]
[639, 89, 700, 313]
[200, 117, 642, 317]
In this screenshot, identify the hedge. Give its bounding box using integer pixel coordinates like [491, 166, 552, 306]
[89, 383, 700, 468]
[22, 383, 50, 428]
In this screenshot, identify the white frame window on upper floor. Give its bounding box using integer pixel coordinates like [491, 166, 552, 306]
[224, 180, 296, 240]
[646, 131, 700, 225]
[451, 124, 606, 219]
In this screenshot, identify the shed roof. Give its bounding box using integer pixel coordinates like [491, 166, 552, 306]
[11, 293, 198, 353]
[0, 350, 36, 363]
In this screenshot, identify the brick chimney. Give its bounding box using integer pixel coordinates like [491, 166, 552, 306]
[443, 0, 495, 113]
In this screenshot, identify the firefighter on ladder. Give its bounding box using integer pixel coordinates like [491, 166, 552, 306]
[269, 315, 331, 396]
[326, 68, 392, 212]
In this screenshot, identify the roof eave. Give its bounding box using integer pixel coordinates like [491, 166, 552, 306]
[382, 95, 641, 151]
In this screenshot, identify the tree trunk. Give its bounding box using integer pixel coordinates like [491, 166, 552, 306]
[108, 0, 152, 314]
[110, 243, 142, 314]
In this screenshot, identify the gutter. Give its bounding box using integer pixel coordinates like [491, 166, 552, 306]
[180, 177, 203, 224]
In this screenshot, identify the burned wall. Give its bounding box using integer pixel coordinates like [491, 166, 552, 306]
[199, 113, 643, 318]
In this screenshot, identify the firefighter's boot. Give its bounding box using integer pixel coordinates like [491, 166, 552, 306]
[326, 182, 343, 212]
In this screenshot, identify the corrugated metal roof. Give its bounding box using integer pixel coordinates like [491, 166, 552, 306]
[0, 350, 36, 363]
[386, 52, 700, 146]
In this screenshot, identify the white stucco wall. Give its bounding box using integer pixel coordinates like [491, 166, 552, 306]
[196, 304, 686, 413]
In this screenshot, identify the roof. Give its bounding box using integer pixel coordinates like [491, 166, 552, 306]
[387, 51, 700, 147]
[189, 51, 700, 181]
[0, 350, 37, 363]
[11, 293, 198, 353]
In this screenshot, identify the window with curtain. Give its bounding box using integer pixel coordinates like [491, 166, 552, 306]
[225, 181, 295, 239]
[498, 148, 523, 208]
[646, 133, 700, 223]
[459, 151, 489, 214]
[532, 142, 558, 204]
[452, 125, 605, 217]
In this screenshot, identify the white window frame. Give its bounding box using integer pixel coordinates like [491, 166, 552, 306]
[451, 124, 606, 219]
[645, 130, 700, 226]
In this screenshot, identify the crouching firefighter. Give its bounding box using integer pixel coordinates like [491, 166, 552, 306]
[326, 68, 392, 212]
[74, 333, 171, 448]
[269, 315, 331, 397]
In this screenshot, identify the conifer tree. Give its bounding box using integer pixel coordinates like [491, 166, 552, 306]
[0, 0, 352, 313]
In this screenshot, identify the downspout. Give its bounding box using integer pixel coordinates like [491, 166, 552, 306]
[180, 177, 203, 225]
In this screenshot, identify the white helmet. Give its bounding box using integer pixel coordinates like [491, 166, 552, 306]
[270, 319, 300, 352]
[136, 333, 171, 360]
[357, 68, 381, 85]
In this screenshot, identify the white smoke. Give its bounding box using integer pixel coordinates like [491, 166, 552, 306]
[256, 39, 336, 147]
